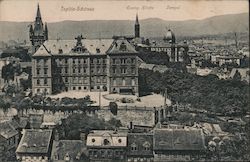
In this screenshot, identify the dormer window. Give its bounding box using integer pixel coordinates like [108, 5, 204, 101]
[96, 48, 100, 53]
[103, 139, 110, 145]
[119, 42, 127, 51]
[131, 143, 137, 151]
[58, 49, 63, 54]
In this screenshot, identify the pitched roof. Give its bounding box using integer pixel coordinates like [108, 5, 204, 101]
[0, 121, 19, 139]
[51, 140, 87, 161]
[33, 39, 114, 57]
[16, 129, 52, 154]
[127, 133, 153, 156]
[153, 128, 205, 151]
[107, 38, 137, 54]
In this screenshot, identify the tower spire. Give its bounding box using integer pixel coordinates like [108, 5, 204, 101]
[135, 12, 139, 25]
[134, 13, 140, 38]
[36, 3, 41, 18]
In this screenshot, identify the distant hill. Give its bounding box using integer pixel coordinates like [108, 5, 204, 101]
[0, 13, 248, 42]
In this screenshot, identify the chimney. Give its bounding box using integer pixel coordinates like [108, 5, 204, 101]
[129, 122, 134, 130]
[80, 132, 87, 145]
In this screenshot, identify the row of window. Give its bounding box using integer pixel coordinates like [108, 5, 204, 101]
[36, 68, 48, 75]
[112, 58, 136, 64]
[36, 78, 48, 85]
[89, 150, 124, 157]
[112, 67, 136, 74]
[55, 58, 107, 65]
[112, 78, 136, 86]
[36, 58, 49, 65]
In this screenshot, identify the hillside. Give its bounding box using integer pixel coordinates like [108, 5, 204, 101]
[0, 13, 248, 42]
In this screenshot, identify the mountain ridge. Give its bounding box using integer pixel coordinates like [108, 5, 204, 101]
[0, 12, 248, 42]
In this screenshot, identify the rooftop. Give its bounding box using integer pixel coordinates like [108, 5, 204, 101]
[16, 129, 53, 154]
[0, 120, 19, 139]
[51, 140, 87, 161]
[153, 128, 205, 151]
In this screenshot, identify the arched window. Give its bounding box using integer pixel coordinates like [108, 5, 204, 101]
[143, 141, 150, 151]
[131, 143, 137, 151]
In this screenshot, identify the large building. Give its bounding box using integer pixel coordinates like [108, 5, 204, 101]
[130, 15, 189, 63]
[29, 4, 48, 53]
[31, 5, 139, 96]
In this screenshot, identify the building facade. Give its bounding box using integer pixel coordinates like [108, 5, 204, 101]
[31, 36, 139, 96]
[86, 130, 127, 162]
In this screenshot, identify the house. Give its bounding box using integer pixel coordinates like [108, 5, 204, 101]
[16, 129, 53, 162]
[0, 120, 19, 162]
[153, 128, 206, 161]
[51, 140, 88, 162]
[86, 130, 127, 162]
[127, 133, 154, 162]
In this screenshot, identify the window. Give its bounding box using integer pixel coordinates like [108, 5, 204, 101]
[103, 59, 106, 64]
[112, 58, 116, 64]
[65, 77, 68, 83]
[44, 68, 48, 75]
[112, 67, 116, 74]
[44, 78, 48, 85]
[131, 58, 135, 64]
[97, 67, 100, 73]
[83, 59, 86, 64]
[73, 87, 76, 90]
[36, 68, 40, 75]
[78, 68, 81, 73]
[118, 139, 122, 143]
[131, 143, 137, 151]
[65, 59, 68, 64]
[73, 59, 76, 64]
[97, 59, 100, 64]
[83, 68, 86, 73]
[92, 139, 95, 143]
[131, 67, 135, 74]
[121, 58, 126, 64]
[73, 68, 76, 73]
[65, 67, 68, 74]
[97, 77, 101, 83]
[103, 139, 110, 145]
[37, 79, 40, 85]
[121, 68, 127, 74]
[143, 142, 150, 151]
[78, 87, 81, 90]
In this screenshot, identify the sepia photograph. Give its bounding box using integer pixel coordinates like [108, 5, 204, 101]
[0, 0, 249, 161]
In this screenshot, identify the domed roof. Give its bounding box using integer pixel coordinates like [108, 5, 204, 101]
[164, 29, 176, 43]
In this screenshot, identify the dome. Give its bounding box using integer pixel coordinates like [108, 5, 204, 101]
[164, 29, 176, 43]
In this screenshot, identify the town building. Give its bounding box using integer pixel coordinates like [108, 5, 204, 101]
[0, 120, 19, 162]
[16, 129, 53, 162]
[32, 36, 139, 96]
[127, 133, 154, 162]
[86, 130, 127, 162]
[51, 139, 88, 162]
[153, 128, 206, 161]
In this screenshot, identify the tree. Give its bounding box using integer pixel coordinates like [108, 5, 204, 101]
[233, 70, 241, 81]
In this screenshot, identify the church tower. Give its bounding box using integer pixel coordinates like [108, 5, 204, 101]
[29, 4, 48, 53]
[134, 13, 140, 38]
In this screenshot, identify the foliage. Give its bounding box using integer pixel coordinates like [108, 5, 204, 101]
[109, 102, 118, 115]
[138, 68, 249, 116]
[137, 51, 170, 65]
[57, 113, 122, 140]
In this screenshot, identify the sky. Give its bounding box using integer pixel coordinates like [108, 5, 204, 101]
[0, 0, 249, 22]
